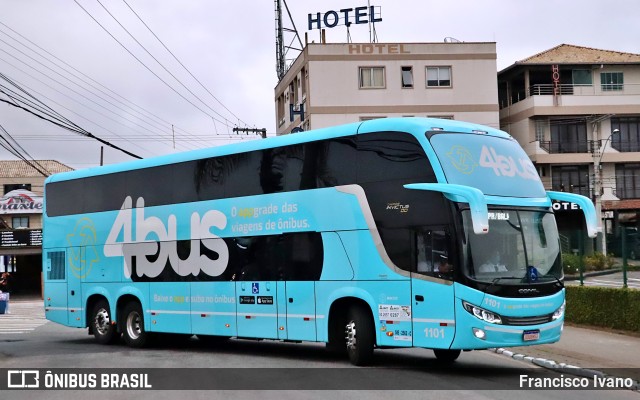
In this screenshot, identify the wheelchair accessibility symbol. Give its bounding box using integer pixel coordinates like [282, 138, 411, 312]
[252, 283, 259, 294]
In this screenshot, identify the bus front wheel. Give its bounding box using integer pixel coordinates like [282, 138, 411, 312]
[90, 299, 118, 344]
[122, 302, 150, 348]
[345, 305, 374, 366]
[433, 349, 461, 363]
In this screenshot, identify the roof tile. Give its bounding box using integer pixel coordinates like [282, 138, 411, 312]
[518, 44, 640, 64]
[0, 160, 74, 177]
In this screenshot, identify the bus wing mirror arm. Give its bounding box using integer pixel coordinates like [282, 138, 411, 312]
[547, 191, 599, 238]
[404, 183, 489, 235]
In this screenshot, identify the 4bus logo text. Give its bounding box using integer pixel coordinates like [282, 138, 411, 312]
[103, 196, 229, 279]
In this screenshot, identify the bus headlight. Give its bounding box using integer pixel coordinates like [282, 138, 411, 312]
[462, 301, 502, 324]
[552, 301, 566, 321]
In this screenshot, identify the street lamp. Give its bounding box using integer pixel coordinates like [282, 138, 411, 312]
[594, 128, 620, 255]
[598, 128, 620, 168]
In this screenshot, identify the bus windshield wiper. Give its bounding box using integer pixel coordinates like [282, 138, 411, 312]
[483, 276, 522, 293]
[544, 274, 564, 289]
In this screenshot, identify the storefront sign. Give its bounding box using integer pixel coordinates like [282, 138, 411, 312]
[0, 229, 42, 248]
[0, 190, 43, 215]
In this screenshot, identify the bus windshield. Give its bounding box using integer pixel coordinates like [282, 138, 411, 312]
[461, 209, 562, 283]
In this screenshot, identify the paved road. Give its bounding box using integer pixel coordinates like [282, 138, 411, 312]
[1, 300, 638, 399]
[0, 300, 47, 334]
[566, 270, 640, 289]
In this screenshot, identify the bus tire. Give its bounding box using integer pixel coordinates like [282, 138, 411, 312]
[122, 302, 150, 348]
[90, 299, 119, 344]
[433, 349, 461, 363]
[345, 305, 374, 366]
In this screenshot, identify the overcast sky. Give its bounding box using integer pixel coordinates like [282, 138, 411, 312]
[0, 0, 638, 171]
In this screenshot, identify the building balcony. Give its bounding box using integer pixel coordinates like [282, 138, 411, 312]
[499, 83, 640, 118]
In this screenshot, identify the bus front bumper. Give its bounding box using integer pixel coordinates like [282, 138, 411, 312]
[451, 311, 564, 349]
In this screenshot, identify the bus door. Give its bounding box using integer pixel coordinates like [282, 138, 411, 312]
[64, 246, 84, 327]
[43, 249, 68, 325]
[411, 229, 456, 349]
[236, 280, 278, 339]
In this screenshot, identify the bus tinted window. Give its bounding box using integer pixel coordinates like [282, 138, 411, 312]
[357, 132, 433, 183]
[128, 232, 324, 282]
[317, 138, 358, 187]
[224, 152, 262, 198]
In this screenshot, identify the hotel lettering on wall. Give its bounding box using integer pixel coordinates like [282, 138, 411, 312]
[552, 64, 560, 106]
[348, 44, 410, 55]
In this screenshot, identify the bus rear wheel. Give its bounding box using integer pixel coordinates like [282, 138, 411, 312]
[433, 349, 461, 363]
[122, 302, 150, 348]
[345, 305, 374, 366]
[91, 299, 118, 344]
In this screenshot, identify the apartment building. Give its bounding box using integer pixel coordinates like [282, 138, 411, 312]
[275, 42, 500, 134]
[498, 44, 640, 254]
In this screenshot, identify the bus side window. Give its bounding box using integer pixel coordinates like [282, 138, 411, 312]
[230, 233, 324, 282]
[416, 229, 452, 278]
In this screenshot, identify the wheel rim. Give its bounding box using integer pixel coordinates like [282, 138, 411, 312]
[126, 311, 142, 340]
[345, 320, 357, 351]
[94, 308, 111, 336]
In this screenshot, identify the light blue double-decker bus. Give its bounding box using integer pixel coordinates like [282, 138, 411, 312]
[43, 117, 597, 365]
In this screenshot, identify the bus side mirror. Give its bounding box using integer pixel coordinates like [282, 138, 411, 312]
[547, 191, 599, 238]
[404, 183, 489, 235]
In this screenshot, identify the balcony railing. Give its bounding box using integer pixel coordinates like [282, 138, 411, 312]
[539, 140, 597, 154]
[531, 83, 640, 96]
[501, 83, 640, 108]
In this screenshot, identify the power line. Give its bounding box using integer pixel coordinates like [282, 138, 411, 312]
[0, 20, 220, 149]
[0, 73, 142, 159]
[0, 122, 50, 176]
[0, 55, 179, 154]
[121, 0, 249, 127]
[72, 0, 237, 130]
[94, 0, 240, 129]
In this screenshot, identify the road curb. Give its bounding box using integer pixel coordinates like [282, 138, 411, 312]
[488, 347, 640, 391]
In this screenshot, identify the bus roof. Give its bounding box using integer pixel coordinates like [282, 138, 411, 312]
[46, 117, 510, 184]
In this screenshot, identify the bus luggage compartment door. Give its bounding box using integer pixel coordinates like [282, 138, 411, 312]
[236, 281, 278, 339]
[284, 281, 316, 341]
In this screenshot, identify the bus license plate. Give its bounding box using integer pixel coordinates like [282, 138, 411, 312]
[523, 330, 540, 341]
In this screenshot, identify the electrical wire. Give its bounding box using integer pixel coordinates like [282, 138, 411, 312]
[0, 122, 50, 176]
[0, 73, 142, 159]
[72, 0, 237, 131]
[121, 0, 250, 128]
[0, 21, 224, 148]
[96, 0, 245, 129]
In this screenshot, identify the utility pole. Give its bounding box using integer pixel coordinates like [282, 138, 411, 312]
[232, 127, 267, 139]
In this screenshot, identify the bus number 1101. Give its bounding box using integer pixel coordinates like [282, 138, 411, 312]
[424, 328, 445, 338]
